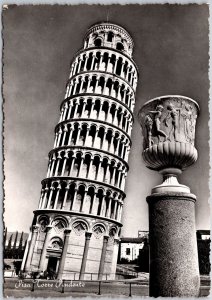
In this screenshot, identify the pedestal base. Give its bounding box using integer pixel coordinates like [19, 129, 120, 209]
[147, 192, 200, 297]
[152, 168, 190, 194]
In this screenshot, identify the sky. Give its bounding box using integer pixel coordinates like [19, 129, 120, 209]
[3, 4, 210, 237]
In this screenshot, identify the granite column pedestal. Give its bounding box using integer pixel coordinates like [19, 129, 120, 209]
[138, 95, 200, 297]
[147, 192, 200, 297]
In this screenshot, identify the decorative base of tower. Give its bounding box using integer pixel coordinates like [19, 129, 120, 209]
[22, 211, 121, 280]
[147, 192, 200, 297]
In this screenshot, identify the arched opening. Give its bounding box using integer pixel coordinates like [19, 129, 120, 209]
[72, 185, 85, 212]
[94, 38, 102, 47]
[92, 223, 105, 238]
[49, 182, 58, 209]
[116, 42, 124, 51]
[93, 155, 100, 180]
[107, 31, 114, 42]
[96, 190, 104, 216]
[39, 215, 49, 231]
[57, 151, 65, 176]
[64, 125, 71, 146]
[88, 186, 95, 214]
[109, 161, 116, 185]
[89, 125, 97, 147]
[115, 163, 120, 186]
[109, 227, 117, 241]
[68, 183, 76, 210]
[79, 124, 87, 146]
[46, 237, 63, 278]
[56, 181, 66, 209]
[72, 219, 88, 235]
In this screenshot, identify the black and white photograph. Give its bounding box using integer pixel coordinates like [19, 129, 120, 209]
[2, 3, 210, 298]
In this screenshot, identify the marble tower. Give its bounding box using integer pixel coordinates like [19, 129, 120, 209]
[22, 22, 138, 280]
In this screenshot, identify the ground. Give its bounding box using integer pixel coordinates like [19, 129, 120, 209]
[4, 277, 210, 298]
[4, 278, 149, 298]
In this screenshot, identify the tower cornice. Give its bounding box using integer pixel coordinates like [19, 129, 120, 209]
[84, 23, 134, 48]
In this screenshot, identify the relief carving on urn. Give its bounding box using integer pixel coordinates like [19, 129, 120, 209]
[138, 95, 199, 194]
[138, 96, 199, 172]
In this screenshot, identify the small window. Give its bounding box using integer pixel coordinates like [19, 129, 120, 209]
[94, 38, 102, 47]
[126, 248, 131, 255]
[116, 42, 124, 51]
[50, 238, 63, 250]
[52, 240, 62, 249]
[107, 31, 113, 42]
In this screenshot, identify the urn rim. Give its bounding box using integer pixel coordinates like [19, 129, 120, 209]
[140, 95, 200, 112]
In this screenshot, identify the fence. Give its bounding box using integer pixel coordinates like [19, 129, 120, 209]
[4, 269, 144, 281]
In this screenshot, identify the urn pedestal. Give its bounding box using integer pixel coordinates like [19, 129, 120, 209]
[138, 95, 200, 297]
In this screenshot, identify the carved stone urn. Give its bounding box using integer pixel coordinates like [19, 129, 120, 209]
[138, 95, 199, 193]
[138, 95, 200, 297]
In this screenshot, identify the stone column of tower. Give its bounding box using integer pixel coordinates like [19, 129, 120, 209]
[22, 22, 138, 280]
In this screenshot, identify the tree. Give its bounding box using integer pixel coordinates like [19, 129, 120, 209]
[13, 260, 22, 276]
[12, 231, 18, 258]
[4, 227, 7, 249]
[197, 239, 210, 275]
[4, 227, 8, 259]
[137, 238, 149, 273]
[17, 232, 24, 259]
[6, 234, 13, 258]
[23, 239, 27, 251]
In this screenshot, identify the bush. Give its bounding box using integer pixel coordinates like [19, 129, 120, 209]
[4, 261, 11, 270]
[13, 260, 22, 275]
[19, 270, 26, 279]
[197, 239, 210, 275]
[137, 238, 149, 273]
[119, 257, 129, 264]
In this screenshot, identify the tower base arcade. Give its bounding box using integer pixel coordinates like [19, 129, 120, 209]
[22, 210, 120, 280]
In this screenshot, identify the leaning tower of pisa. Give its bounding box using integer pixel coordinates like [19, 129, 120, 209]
[22, 22, 138, 280]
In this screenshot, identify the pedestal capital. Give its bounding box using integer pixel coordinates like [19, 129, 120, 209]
[146, 192, 196, 204]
